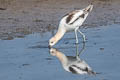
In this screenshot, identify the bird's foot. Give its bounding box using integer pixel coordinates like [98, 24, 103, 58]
[83, 38, 87, 43]
[75, 43, 79, 45]
[83, 40, 86, 43]
[83, 40, 88, 43]
[75, 41, 79, 45]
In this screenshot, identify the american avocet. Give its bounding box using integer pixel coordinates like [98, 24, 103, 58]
[50, 48, 95, 75]
[49, 4, 93, 47]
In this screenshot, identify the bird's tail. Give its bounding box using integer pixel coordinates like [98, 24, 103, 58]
[84, 4, 93, 12]
[88, 70, 96, 75]
[88, 70, 101, 76]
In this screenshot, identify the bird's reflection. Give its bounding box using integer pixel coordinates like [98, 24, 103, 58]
[49, 43, 96, 75]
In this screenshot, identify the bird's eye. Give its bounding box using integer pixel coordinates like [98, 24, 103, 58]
[51, 51, 54, 53]
[51, 41, 53, 44]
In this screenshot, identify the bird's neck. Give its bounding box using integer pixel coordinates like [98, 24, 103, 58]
[56, 51, 68, 65]
[54, 27, 66, 42]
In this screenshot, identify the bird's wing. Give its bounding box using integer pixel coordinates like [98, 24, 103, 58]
[68, 60, 95, 75]
[65, 10, 85, 25]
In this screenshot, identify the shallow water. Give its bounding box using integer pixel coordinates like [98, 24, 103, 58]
[0, 24, 120, 80]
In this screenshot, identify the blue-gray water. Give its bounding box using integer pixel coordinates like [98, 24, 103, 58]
[0, 24, 120, 80]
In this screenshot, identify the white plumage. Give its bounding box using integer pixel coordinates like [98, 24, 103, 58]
[49, 5, 93, 47]
[50, 46, 95, 75]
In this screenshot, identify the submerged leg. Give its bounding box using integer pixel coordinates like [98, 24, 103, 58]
[78, 29, 86, 43]
[75, 43, 79, 59]
[75, 28, 79, 44]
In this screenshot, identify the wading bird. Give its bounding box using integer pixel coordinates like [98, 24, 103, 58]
[49, 43, 96, 75]
[49, 4, 93, 47]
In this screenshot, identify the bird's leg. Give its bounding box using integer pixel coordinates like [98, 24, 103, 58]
[76, 43, 79, 57]
[75, 28, 79, 44]
[78, 29, 86, 43]
[78, 42, 86, 56]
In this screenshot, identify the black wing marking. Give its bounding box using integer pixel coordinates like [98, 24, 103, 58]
[72, 65, 88, 72]
[69, 13, 85, 25]
[71, 65, 95, 75]
[64, 10, 79, 24]
[66, 13, 74, 24]
[69, 66, 78, 74]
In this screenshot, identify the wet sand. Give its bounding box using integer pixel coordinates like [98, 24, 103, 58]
[0, 0, 120, 39]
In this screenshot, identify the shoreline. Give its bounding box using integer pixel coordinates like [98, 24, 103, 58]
[0, 0, 120, 39]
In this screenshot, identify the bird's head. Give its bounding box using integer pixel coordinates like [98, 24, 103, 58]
[50, 48, 57, 56]
[49, 37, 57, 47]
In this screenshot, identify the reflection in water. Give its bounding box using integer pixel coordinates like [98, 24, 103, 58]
[49, 43, 96, 75]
